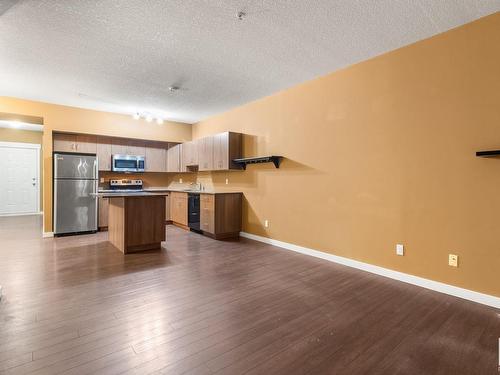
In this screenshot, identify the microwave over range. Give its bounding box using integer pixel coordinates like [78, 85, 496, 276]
[112, 154, 145, 173]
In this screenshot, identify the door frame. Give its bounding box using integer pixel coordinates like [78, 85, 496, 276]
[0, 141, 41, 216]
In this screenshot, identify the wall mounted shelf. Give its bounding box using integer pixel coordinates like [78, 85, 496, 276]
[476, 150, 500, 158]
[232, 156, 283, 170]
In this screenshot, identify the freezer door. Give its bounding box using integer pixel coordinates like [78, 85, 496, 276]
[54, 179, 98, 234]
[54, 153, 97, 179]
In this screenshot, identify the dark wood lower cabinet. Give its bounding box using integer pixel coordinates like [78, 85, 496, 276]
[200, 193, 242, 239]
[108, 195, 166, 253]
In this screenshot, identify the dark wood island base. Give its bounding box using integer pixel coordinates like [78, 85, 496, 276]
[107, 194, 167, 253]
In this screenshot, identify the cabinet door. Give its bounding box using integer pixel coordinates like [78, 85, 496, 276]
[96, 136, 112, 171]
[53, 133, 77, 152]
[111, 138, 128, 155]
[98, 197, 109, 228]
[76, 134, 97, 154]
[182, 141, 191, 167]
[182, 140, 199, 167]
[165, 194, 171, 221]
[213, 132, 229, 170]
[198, 136, 214, 171]
[200, 194, 215, 233]
[171, 192, 187, 226]
[167, 144, 181, 172]
[127, 140, 146, 156]
[145, 143, 167, 172]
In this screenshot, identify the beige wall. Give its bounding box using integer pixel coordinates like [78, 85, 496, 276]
[193, 13, 500, 297]
[0, 128, 43, 209]
[0, 97, 192, 232]
[0, 128, 42, 144]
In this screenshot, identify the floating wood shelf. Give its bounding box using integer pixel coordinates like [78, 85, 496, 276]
[476, 150, 500, 158]
[232, 156, 283, 170]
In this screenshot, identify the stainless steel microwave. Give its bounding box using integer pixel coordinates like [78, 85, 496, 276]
[111, 154, 145, 173]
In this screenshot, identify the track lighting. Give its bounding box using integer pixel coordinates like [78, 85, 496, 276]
[131, 112, 165, 124]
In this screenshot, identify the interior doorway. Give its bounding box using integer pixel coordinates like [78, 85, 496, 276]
[0, 142, 41, 215]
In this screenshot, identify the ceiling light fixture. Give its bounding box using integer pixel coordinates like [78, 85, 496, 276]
[131, 112, 165, 125]
[237, 11, 246, 20]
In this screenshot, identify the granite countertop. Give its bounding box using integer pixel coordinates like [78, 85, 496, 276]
[97, 188, 242, 196]
[94, 191, 170, 198]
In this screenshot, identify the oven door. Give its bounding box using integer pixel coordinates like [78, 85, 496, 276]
[112, 155, 138, 172]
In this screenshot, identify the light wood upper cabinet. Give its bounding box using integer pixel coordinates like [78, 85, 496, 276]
[167, 144, 182, 172]
[182, 140, 199, 169]
[96, 136, 112, 171]
[76, 134, 97, 154]
[213, 132, 242, 170]
[111, 138, 127, 155]
[111, 138, 146, 156]
[198, 136, 214, 171]
[53, 133, 97, 154]
[170, 192, 188, 226]
[145, 142, 167, 172]
[53, 133, 77, 152]
[54, 131, 242, 172]
[128, 140, 146, 156]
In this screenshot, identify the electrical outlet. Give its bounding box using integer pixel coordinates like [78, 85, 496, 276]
[396, 244, 404, 256]
[225, 178, 229, 185]
[264, 220, 269, 228]
[179, 178, 183, 183]
[100, 177, 104, 183]
[448, 254, 458, 267]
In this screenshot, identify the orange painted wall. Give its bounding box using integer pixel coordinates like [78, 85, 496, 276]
[193, 13, 500, 297]
[0, 97, 192, 232]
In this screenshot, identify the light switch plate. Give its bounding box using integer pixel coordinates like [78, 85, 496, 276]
[264, 220, 269, 228]
[179, 178, 183, 183]
[225, 178, 229, 185]
[396, 244, 404, 256]
[449, 254, 458, 267]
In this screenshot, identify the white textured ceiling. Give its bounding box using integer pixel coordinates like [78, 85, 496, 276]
[1, 1, 499, 124]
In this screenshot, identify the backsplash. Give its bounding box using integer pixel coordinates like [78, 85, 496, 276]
[98, 172, 173, 189]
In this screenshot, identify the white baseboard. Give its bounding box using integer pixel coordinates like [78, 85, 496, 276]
[42, 232, 54, 238]
[0, 212, 42, 217]
[240, 232, 500, 309]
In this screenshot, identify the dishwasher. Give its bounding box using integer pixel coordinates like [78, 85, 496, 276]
[188, 193, 201, 232]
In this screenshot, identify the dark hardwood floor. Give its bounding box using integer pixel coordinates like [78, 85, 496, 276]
[0, 215, 499, 374]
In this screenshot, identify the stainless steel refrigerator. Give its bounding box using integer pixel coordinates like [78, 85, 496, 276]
[53, 153, 98, 236]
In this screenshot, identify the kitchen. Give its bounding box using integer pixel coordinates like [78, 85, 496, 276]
[52, 131, 244, 253]
[1, 3, 500, 374]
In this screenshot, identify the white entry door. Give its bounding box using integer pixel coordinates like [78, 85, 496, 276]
[0, 142, 40, 215]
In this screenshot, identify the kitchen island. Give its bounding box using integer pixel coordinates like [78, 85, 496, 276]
[97, 192, 169, 253]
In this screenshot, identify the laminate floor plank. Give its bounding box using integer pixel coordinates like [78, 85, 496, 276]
[0, 215, 498, 375]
